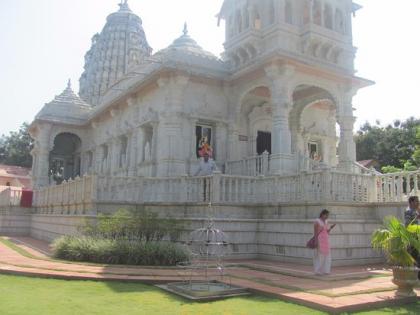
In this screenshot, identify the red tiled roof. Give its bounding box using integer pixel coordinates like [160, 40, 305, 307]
[357, 160, 378, 168]
[0, 164, 31, 177]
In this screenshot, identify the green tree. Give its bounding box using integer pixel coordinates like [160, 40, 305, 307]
[355, 117, 419, 170]
[413, 126, 420, 167]
[0, 123, 33, 167]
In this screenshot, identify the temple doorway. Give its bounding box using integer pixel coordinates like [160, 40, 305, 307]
[49, 133, 82, 184]
[257, 131, 271, 155]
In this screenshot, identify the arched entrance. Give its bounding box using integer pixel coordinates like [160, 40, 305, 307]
[238, 86, 272, 157]
[290, 85, 338, 167]
[49, 133, 82, 184]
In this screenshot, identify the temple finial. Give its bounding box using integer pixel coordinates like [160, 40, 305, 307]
[183, 22, 188, 35]
[67, 79, 72, 89]
[118, 0, 130, 11]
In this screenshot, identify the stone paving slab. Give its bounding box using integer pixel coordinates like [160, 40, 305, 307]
[8, 236, 392, 280]
[0, 236, 418, 314]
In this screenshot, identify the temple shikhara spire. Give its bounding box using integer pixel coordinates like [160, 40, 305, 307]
[79, 0, 151, 106]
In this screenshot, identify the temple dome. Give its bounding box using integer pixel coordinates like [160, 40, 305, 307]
[157, 24, 219, 60]
[36, 80, 91, 125]
[79, 1, 152, 106]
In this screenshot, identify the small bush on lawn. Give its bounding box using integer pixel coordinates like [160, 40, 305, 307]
[80, 209, 185, 242]
[52, 236, 190, 266]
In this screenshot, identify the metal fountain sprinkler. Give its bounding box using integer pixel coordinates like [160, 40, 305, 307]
[157, 203, 249, 301]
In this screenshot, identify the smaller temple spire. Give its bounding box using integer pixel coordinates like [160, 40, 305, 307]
[183, 22, 188, 35]
[67, 79, 72, 89]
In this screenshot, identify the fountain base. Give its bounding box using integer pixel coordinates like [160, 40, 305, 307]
[157, 281, 249, 301]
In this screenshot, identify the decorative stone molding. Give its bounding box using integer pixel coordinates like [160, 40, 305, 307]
[110, 109, 119, 118]
[126, 97, 136, 107]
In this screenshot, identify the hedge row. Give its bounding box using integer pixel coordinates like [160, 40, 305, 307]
[52, 236, 190, 266]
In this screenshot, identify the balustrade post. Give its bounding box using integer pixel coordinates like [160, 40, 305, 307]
[211, 171, 222, 204]
[397, 174, 404, 202]
[180, 175, 188, 203]
[369, 174, 378, 202]
[225, 161, 231, 175]
[299, 172, 307, 202]
[262, 151, 270, 176]
[90, 175, 98, 203]
[322, 170, 333, 202]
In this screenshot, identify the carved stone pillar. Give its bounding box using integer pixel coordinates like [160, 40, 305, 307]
[338, 115, 356, 171]
[215, 122, 228, 163]
[308, 0, 313, 24]
[156, 113, 186, 176]
[265, 64, 294, 174]
[156, 75, 189, 176]
[151, 122, 158, 163]
[248, 6, 255, 29]
[273, 102, 291, 155]
[36, 149, 50, 187]
[227, 124, 239, 161]
[109, 139, 118, 175]
[128, 131, 137, 176]
[278, 0, 285, 22]
[289, 114, 301, 154]
[189, 119, 198, 160]
[136, 127, 145, 165]
[31, 124, 52, 188]
[93, 146, 102, 174]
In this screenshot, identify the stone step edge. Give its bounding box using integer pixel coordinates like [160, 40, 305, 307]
[233, 262, 390, 282]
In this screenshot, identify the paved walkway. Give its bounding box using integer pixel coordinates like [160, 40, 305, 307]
[0, 236, 418, 314]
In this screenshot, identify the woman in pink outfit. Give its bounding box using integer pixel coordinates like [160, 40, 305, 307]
[313, 209, 336, 275]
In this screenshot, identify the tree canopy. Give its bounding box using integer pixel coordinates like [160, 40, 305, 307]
[0, 123, 33, 168]
[355, 117, 420, 173]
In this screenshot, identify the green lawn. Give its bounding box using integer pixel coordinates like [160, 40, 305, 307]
[0, 275, 418, 315]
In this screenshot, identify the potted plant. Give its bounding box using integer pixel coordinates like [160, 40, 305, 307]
[371, 216, 420, 297]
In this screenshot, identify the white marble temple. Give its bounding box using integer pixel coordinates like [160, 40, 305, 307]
[29, 1, 372, 188]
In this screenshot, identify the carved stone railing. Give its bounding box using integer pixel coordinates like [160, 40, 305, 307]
[226, 152, 330, 176]
[32, 170, 420, 210]
[296, 153, 326, 172]
[375, 170, 420, 203]
[96, 175, 212, 204]
[350, 161, 381, 175]
[33, 176, 95, 209]
[225, 152, 270, 176]
[0, 186, 23, 207]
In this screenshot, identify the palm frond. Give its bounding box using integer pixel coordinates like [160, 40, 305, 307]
[371, 216, 418, 267]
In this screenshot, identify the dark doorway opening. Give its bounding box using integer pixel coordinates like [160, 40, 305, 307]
[256, 131, 271, 155]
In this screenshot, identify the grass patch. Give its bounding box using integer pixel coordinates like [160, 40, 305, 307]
[0, 274, 418, 315]
[0, 274, 323, 315]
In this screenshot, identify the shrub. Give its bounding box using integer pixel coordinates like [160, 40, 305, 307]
[371, 216, 420, 267]
[80, 209, 185, 242]
[52, 236, 190, 266]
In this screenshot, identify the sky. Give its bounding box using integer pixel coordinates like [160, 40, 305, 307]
[0, 0, 419, 136]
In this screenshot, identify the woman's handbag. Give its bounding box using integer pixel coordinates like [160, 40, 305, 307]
[306, 231, 322, 249]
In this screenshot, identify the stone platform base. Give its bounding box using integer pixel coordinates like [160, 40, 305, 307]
[0, 201, 408, 266]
